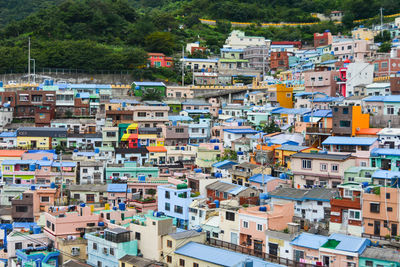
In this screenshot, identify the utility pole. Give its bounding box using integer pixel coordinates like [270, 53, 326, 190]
[380, 7, 384, 38]
[262, 46, 265, 81]
[181, 46, 185, 87]
[28, 37, 31, 84]
[59, 150, 64, 206]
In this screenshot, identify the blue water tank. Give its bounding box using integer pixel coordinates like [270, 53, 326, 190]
[0, 81, 3, 87]
[259, 193, 268, 200]
[32, 226, 41, 234]
[210, 139, 216, 143]
[215, 172, 222, 178]
[214, 146, 219, 150]
[50, 80, 54, 85]
[44, 80, 49, 86]
[194, 168, 202, 173]
[113, 206, 118, 211]
[119, 203, 126, 211]
[238, 122, 242, 126]
[42, 157, 48, 161]
[214, 200, 219, 208]
[237, 151, 244, 155]
[76, 93, 80, 98]
[259, 206, 267, 212]
[37, 165, 41, 170]
[94, 148, 100, 153]
[218, 110, 222, 114]
[80, 203, 86, 207]
[280, 173, 287, 179]
[122, 102, 126, 107]
[30, 185, 36, 191]
[73, 149, 78, 153]
[29, 164, 36, 171]
[181, 147, 185, 150]
[110, 220, 115, 224]
[362, 182, 369, 188]
[50, 182, 56, 189]
[98, 222, 105, 227]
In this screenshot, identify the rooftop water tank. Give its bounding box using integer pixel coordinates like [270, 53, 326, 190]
[80, 203, 86, 207]
[259, 206, 267, 212]
[177, 183, 188, 189]
[213, 200, 219, 208]
[118, 203, 126, 211]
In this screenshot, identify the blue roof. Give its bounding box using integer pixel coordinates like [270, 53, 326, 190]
[182, 100, 211, 106]
[183, 110, 210, 114]
[313, 96, 344, 102]
[276, 145, 309, 151]
[322, 136, 377, 146]
[290, 233, 328, 250]
[110, 99, 140, 104]
[220, 48, 244, 52]
[2, 160, 36, 165]
[327, 233, 370, 253]
[175, 242, 284, 267]
[168, 116, 193, 122]
[372, 170, 400, 179]
[52, 162, 77, 167]
[13, 222, 37, 229]
[107, 184, 128, 192]
[74, 152, 96, 157]
[371, 148, 400, 157]
[383, 95, 400, 102]
[212, 160, 238, 169]
[249, 174, 278, 184]
[363, 96, 385, 102]
[133, 82, 166, 87]
[319, 59, 338, 65]
[0, 131, 16, 137]
[304, 109, 332, 118]
[223, 129, 259, 134]
[182, 58, 219, 63]
[272, 108, 311, 115]
[76, 92, 90, 98]
[68, 84, 111, 89]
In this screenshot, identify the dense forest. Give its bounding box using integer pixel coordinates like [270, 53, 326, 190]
[0, 0, 399, 80]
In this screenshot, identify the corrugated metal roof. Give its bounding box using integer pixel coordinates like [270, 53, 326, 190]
[371, 148, 400, 156]
[206, 181, 247, 195]
[107, 184, 128, 192]
[249, 174, 277, 184]
[269, 187, 337, 201]
[372, 170, 400, 179]
[133, 82, 166, 87]
[0, 131, 16, 137]
[175, 242, 284, 267]
[361, 247, 400, 262]
[275, 145, 309, 152]
[290, 233, 328, 250]
[223, 129, 258, 134]
[291, 152, 352, 160]
[212, 160, 238, 169]
[327, 233, 370, 253]
[322, 136, 377, 146]
[169, 230, 202, 240]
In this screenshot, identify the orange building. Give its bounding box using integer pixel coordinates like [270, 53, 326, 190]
[332, 105, 369, 136]
[276, 84, 294, 108]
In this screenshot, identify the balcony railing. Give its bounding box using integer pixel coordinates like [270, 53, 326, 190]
[207, 238, 319, 267]
[306, 127, 332, 135]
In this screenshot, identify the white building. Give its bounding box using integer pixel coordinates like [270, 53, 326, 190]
[365, 83, 391, 96]
[79, 161, 104, 184]
[269, 188, 337, 224]
[223, 129, 259, 147]
[224, 30, 270, 49]
[0, 106, 13, 130]
[377, 128, 400, 149]
[340, 62, 374, 96]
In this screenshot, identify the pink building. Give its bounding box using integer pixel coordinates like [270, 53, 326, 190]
[332, 39, 375, 62]
[238, 202, 294, 253]
[304, 67, 338, 96]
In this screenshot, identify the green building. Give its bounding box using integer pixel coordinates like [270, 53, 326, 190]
[359, 247, 400, 267]
[105, 162, 159, 183]
[164, 100, 182, 114]
[343, 166, 378, 184]
[371, 148, 400, 171]
[132, 81, 166, 97]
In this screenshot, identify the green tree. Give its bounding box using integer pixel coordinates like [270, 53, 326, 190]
[141, 88, 164, 101]
[144, 31, 175, 55]
[374, 30, 392, 43]
[378, 42, 392, 53]
[263, 121, 281, 134]
[221, 149, 237, 160]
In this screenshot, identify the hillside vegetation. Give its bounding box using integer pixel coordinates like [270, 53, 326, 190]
[0, 0, 399, 79]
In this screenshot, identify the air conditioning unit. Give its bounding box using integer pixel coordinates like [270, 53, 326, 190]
[301, 175, 305, 180]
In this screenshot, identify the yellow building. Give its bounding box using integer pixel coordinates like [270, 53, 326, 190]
[56, 237, 87, 264]
[161, 231, 206, 266]
[352, 27, 377, 40]
[147, 146, 167, 164]
[119, 255, 162, 267]
[16, 136, 51, 149]
[274, 145, 320, 169]
[276, 84, 294, 108]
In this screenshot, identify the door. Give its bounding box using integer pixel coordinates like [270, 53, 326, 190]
[230, 232, 238, 245]
[31, 140, 37, 149]
[254, 240, 263, 256]
[323, 256, 330, 267]
[391, 223, 397, 236]
[268, 242, 278, 256]
[374, 220, 381, 236]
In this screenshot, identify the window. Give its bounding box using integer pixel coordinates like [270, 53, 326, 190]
[226, 211, 235, 221]
[192, 128, 199, 133]
[167, 256, 172, 263]
[343, 189, 352, 198]
[216, 191, 220, 197]
[106, 132, 116, 137]
[122, 263, 125, 267]
[331, 164, 338, 172]
[110, 248, 114, 256]
[302, 159, 312, 169]
[97, 261, 102, 267]
[387, 207, 393, 212]
[339, 120, 351, 127]
[137, 112, 146, 117]
[82, 168, 88, 173]
[346, 256, 354, 260]
[320, 163, 327, 171]
[135, 232, 141, 240]
[175, 128, 184, 133]
[212, 232, 219, 238]
[193, 263, 199, 267]
[93, 242, 97, 250]
[317, 201, 323, 206]
[370, 203, 380, 213]
[16, 206, 28, 212]
[15, 242, 22, 250]
[174, 205, 183, 214]
[73, 194, 80, 199]
[40, 196, 50, 203]
[243, 221, 249, 228]
[165, 203, 170, 211]
[155, 112, 164, 117]
[365, 261, 373, 267]
[387, 106, 395, 115]
[165, 191, 170, 199]
[179, 259, 185, 267]
[349, 210, 361, 220]
[257, 224, 263, 231]
[167, 240, 172, 248]
[381, 62, 388, 68]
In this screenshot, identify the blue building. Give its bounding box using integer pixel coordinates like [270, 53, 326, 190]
[157, 184, 200, 229]
[16, 246, 60, 267]
[86, 228, 138, 267]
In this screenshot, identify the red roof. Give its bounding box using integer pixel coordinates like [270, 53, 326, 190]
[355, 128, 382, 136]
[0, 150, 27, 157]
[148, 52, 166, 56]
[146, 146, 167, 152]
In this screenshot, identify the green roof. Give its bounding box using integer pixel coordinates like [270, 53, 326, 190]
[321, 239, 340, 249]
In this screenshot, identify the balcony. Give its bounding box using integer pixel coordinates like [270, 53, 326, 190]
[306, 127, 332, 135]
[331, 197, 361, 209]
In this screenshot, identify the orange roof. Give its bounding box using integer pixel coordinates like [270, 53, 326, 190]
[148, 52, 166, 56]
[146, 146, 167, 152]
[265, 132, 282, 137]
[0, 150, 27, 157]
[355, 128, 382, 135]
